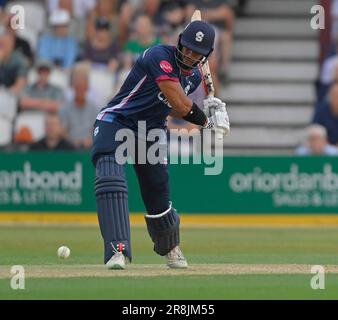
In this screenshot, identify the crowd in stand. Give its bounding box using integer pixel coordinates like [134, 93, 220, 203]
[0, 0, 247, 152]
[3, 0, 334, 156]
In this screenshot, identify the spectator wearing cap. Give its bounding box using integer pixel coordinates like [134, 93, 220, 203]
[82, 17, 120, 71]
[59, 65, 97, 149]
[37, 9, 79, 68]
[295, 124, 338, 156]
[47, 0, 96, 44]
[313, 83, 338, 146]
[30, 112, 75, 151]
[0, 26, 29, 95]
[86, 0, 133, 47]
[20, 60, 64, 113]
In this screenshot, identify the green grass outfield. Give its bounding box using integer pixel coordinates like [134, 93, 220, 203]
[0, 225, 338, 299]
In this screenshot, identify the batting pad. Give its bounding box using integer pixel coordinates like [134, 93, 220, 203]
[95, 155, 132, 263]
[145, 204, 180, 256]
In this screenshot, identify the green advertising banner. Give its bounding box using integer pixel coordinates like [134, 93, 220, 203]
[0, 152, 338, 214]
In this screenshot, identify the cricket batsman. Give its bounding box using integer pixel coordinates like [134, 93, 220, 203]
[91, 20, 230, 269]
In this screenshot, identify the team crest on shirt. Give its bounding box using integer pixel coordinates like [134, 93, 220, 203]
[159, 60, 173, 73]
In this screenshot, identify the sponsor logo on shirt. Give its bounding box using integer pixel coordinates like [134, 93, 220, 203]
[159, 60, 173, 73]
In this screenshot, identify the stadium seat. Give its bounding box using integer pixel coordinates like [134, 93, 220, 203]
[14, 111, 46, 142]
[234, 19, 315, 39]
[246, 0, 315, 17]
[233, 40, 318, 61]
[0, 88, 18, 121]
[0, 117, 13, 146]
[220, 83, 314, 104]
[229, 61, 317, 82]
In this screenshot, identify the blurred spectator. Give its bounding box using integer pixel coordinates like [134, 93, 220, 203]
[86, 0, 133, 46]
[82, 17, 120, 71]
[30, 112, 75, 151]
[59, 65, 97, 149]
[37, 9, 78, 68]
[63, 62, 101, 108]
[3, 13, 34, 64]
[48, 0, 96, 44]
[20, 60, 64, 113]
[313, 83, 338, 145]
[150, 1, 187, 27]
[147, 1, 187, 45]
[295, 124, 338, 156]
[0, 26, 28, 95]
[14, 126, 34, 147]
[187, 0, 234, 79]
[142, 0, 161, 19]
[48, 0, 96, 19]
[124, 14, 161, 61]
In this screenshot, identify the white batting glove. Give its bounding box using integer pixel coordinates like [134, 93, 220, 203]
[203, 97, 226, 116]
[203, 97, 230, 137]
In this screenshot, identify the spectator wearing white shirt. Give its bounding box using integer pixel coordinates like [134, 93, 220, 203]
[295, 124, 338, 156]
[59, 64, 97, 149]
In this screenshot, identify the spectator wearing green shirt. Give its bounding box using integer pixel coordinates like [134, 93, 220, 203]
[20, 60, 64, 113]
[124, 14, 162, 62]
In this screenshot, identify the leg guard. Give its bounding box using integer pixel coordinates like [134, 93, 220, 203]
[95, 155, 132, 263]
[145, 203, 180, 256]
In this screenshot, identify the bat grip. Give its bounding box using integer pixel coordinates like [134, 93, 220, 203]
[216, 132, 224, 141]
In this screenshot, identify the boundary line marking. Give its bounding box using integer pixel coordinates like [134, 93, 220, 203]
[1, 213, 338, 227]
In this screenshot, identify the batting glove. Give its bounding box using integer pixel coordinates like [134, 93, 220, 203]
[203, 97, 230, 137]
[203, 97, 226, 116]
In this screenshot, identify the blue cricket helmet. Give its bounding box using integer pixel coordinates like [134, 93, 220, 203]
[175, 20, 215, 71]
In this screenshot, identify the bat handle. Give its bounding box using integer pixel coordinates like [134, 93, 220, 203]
[216, 132, 224, 141]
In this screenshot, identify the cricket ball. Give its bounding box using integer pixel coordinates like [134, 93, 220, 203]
[57, 246, 71, 259]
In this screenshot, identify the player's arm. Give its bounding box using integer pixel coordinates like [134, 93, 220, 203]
[157, 80, 208, 127]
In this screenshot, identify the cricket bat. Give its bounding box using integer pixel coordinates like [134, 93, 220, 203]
[191, 10, 223, 140]
[191, 10, 215, 99]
